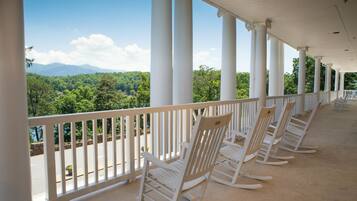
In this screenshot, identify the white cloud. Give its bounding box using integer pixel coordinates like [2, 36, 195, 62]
[193, 48, 220, 69]
[29, 34, 224, 72]
[29, 34, 151, 71]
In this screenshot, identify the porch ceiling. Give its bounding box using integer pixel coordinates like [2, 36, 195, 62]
[204, 0, 357, 72]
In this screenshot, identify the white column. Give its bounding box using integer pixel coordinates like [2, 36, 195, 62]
[220, 12, 236, 100]
[325, 63, 332, 103]
[340, 72, 345, 95]
[0, 0, 32, 200]
[334, 68, 339, 91]
[314, 56, 322, 102]
[255, 22, 268, 107]
[269, 36, 280, 96]
[150, 0, 172, 106]
[247, 24, 256, 98]
[173, 0, 192, 104]
[278, 41, 285, 95]
[297, 47, 308, 114]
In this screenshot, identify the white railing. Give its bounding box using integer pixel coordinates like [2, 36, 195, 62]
[29, 98, 258, 201]
[28, 91, 339, 200]
[266, 94, 300, 121]
[319, 91, 330, 105]
[344, 90, 357, 100]
[304, 92, 319, 111]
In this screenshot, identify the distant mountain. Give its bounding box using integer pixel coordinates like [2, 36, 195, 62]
[27, 63, 121, 76]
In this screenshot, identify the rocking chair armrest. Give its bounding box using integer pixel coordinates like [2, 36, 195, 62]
[223, 140, 242, 149]
[291, 117, 307, 125]
[142, 152, 178, 172]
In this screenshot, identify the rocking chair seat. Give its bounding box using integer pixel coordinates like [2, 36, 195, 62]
[149, 159, 212, 192]
[263, 134, 281, 145]
[220, 145, 257, 163]
[286, 125, 304, 136]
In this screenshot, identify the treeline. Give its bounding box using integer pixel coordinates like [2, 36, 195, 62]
[27, 57, 357, 142]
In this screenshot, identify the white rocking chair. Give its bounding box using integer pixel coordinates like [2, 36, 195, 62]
[334, 94, 349, 111]
[138, 113, 232, 201]
[256, 102, 295, 166]
[212, 106, 276, 189]
[280, 103, 320, 154]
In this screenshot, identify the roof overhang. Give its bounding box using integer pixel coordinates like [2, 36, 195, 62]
[204, 0, 357, 72]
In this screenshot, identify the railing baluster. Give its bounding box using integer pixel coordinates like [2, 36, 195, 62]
[93, 119, 99, 183]
[169, 111, 173, 160]
[126, 115, 135, 181]
[112, 117, 117, 177]
[43, 124, 57, 200]
[103, 118, 108, 180]
[120, 116, 125, 175]
[150, 113, 154, 156]
[70, 122, 78, 190]
[143, 113, 147, 153]
[163, 111, 168, 161]
[59, 123, 66, 193]
[136, 114, 140, 169]
[82, 121, 88, 187]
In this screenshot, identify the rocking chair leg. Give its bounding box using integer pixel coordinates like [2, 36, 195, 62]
[299, 145, 319, 149]
[269, 154, 295, 160]
[240, 172, 272, 181]
[279, 145, 317, 154]
[256, 159, 288, 166]
[211, 176, 263, 190]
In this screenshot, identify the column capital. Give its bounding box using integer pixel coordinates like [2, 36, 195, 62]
[246, 19, 272, 31]
[297, 46, 308, 52]
[326, 63, 333, 68]
[217, 8, 236, 18]
[314, 56, 323, 60]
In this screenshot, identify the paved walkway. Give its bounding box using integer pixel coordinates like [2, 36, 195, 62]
[74, 101, 357, 201]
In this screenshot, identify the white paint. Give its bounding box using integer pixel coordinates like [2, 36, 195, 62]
[0, 0, 32, 200]
[173, 0, 192, 104]
[255, 23, 267, 107]
[334, 68, 339, 91]
[340, 72, 345, 92]
[269, 36, 284, 96]
[220, 12, 236, 101]
[297, 47, 307, 114]
[314, 56, 322, 93]
[325, 64, 332, 103]
[150, 0, 172, 106]
[249, 27, 256, 98]
[278, 41, 285, 95]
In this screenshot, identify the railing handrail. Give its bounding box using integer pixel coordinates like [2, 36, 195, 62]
[28, 98, 258, 126]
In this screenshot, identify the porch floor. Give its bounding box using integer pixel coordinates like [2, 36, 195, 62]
[76, 101, 357, 201]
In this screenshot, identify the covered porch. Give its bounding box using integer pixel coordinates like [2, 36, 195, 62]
[0, 0, 357, 200]
[80, 100, 357, 201]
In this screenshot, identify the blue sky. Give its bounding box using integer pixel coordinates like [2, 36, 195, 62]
[24, 0, 297, 73]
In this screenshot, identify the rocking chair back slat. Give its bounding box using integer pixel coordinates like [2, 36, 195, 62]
[304, 103, 320, 132]
[183, 113, 232, 181]
[275, 102, 295, 139]
[246, 107, 275, 156]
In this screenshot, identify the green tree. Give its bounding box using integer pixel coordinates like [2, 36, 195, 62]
[193, 65, 220, 102]
[27, 74, 56, 141]
[135, 73, 150, 107]
[344, 72, 357, 90]
[95, 75, 122, 111]
[55, 90, 77, 114]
